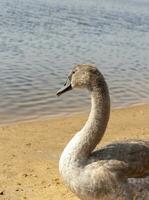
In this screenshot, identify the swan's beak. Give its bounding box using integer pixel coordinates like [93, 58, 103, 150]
[57, 78, 72, 96]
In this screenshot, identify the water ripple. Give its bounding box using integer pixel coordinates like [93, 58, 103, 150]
[0, 0, 149, 124]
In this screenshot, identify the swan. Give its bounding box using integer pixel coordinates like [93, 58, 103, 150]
[57, 64, 149, 200]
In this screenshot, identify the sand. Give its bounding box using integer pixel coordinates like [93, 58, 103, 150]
[0, 104, 148, 200]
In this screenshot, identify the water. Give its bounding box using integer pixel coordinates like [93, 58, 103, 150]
[0, 0, 149, 124]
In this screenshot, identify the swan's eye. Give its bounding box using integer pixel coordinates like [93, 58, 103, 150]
[72, 71, 75, 74]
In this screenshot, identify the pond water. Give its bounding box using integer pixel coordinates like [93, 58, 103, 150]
[0, 0, 149, 124]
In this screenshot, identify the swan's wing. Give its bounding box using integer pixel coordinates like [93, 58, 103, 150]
[128, 176, 149, 197]
[90, 140, 149, 178]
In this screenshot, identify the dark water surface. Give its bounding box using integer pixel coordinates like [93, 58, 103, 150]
[0, 0, 149, 124]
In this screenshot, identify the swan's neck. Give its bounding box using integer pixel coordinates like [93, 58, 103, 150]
[82, 84, 110, 157]
[59, 80, 110, 172]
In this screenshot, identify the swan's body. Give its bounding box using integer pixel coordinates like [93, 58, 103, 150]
[57, 64, 149, 200]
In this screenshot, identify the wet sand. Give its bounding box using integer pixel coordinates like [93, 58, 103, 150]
[0, 104, 148, 200]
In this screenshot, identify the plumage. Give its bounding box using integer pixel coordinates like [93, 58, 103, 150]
[57, 64, 149, 200]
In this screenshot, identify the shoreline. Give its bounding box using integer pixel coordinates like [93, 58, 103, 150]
[1, 101, 149, 127]
[0, 104, 148, 200]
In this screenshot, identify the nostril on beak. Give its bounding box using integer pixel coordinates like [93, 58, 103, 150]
[64, 78, 69, 86]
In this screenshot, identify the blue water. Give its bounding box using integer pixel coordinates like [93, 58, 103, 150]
[0, 0, 149, 124]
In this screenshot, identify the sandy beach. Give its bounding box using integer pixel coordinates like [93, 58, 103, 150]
[0, 104, 148, 200]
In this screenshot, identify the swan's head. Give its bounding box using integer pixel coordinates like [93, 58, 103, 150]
[57, 64, 102, 96]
